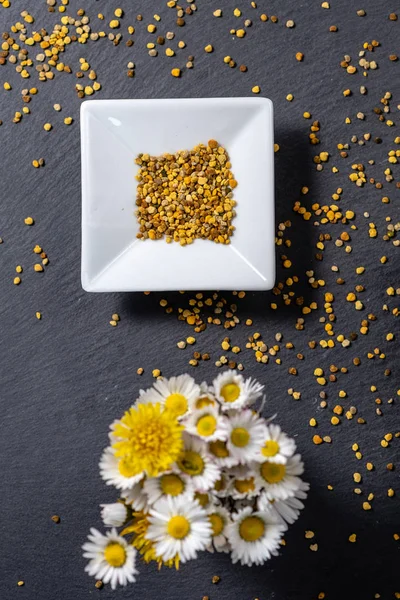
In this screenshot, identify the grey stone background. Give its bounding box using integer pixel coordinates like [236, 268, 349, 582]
[0, 0, 399, 599]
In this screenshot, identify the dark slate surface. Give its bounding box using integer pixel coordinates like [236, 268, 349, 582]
[0, 0, 399, 599]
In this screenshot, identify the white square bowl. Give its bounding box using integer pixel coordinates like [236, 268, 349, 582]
[81, 98, 275, 292]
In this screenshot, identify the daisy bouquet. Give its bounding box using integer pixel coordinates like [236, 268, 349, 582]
[83, 372, 309, 589]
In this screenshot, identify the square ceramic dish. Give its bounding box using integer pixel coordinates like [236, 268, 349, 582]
[81, 97, 275, 292]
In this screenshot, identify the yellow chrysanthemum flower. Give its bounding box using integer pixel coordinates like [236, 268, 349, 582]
[112, 403, 183, 478]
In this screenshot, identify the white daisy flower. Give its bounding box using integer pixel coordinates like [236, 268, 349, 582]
[212, 370, 264, 412]
[226, 507, 285, 566]
[82, 528, 138, 589]
[207, 505, 231, 553]
[255, 453, 305, 500]
[120, 483, 149, 511]
[100, 502, 129, 528]
[208, 439, 239, 469]
[258, 424, 296, 464]
[258, 479, 310, 527]
[184, 405, 229, 442]
[145, 496, 212, 563]
[194, 383, 218, 410]
[212, 472, 231, 498]
[194, 491, 214, 509]
[143, 472, 194, 506]
[226, 409, 267, 464]
[175, 433, 221, 491]
[99, 447, 144, 490]
[227, 465, 261, 500]
[139, 374, 200, 419]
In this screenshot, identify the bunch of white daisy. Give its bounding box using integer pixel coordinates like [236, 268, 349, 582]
[83, 372, 309, 588]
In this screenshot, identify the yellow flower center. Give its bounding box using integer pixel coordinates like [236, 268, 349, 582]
[260, 462, 286, 484]
[160, 473, 185, 496]
[178, 450, 205, 476]
[196, 414, 217, 437]
[261, 440, 280, 457]
[220, 383, 240, 403]
[234, 477, 255, 494]
[230, 427, 250, 447]
[195, 397, 215, 409]
[209, 513, 224, 537]
[104, 542, 127, 567]
[209, 440, 230, 458]
[165, 393, 188, 417]
[167, 515, 190, 540]
[214, 477, 226, 492]
[239, 516, 265, 542]
[112, 403, 183, 478]
[195, 492, 209, 507]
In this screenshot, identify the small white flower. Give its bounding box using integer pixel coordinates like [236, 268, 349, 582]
[255, 453, 305, 500]
[207, 438, 239, 469]
[82, 528, 138, 589]
[100, 502, 128, 528]
[227, 465, 261, 500]
[146, 496, 212, 563]
[226, 507, 285, 566]
[193, 383, 218, 410]
[99, 447, 144, 490]
[211, 472, 232, 498]
[212, 370, 264, 412]
[258, 479, 310, 527]
[258, 424, 296, 464]
[184, 405, 229, 442]
[207, 505, 231, 553]
[175, 433, 221, 491]
[144, 472, 194, 505]
[139, 374, 200, 419]
[193, 490, 214, 509]
[226, 409, 267, 464]
[120, 483, 149, 511]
